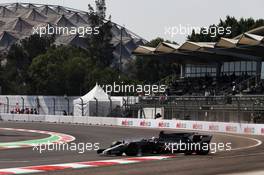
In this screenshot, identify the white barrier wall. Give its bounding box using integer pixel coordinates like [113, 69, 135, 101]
[117, 118, 264, 135]
[1, 114, 264, 135]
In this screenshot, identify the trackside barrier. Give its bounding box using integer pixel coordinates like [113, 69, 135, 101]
[117, 118, 264, 135]
[0, 114, 264, 135]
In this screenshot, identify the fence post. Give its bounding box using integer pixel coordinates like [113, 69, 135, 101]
[237, 96, 241, 123]
[64, 96, 70, 115]
[21, 97, 24, 111]
[6, 97, 9, 113]
[183, 97, 186, 118]
[123, 98, 127, 110]
[154, 100, 157, 118]
[108, 96, 112, 115]
[94, 97, 98, 116]
[80, 98, 84, 116]
[53, 98, 56, 115]
[35, 97, 40, 114]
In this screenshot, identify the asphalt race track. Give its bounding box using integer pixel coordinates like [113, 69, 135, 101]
[0, 121, 263, 175]
[0, 129, 49, 142]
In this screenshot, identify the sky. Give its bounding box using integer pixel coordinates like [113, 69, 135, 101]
[1, 0, 264, 43]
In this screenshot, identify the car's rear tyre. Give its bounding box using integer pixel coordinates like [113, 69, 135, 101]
[184, 150, 193, 155]
[196, 149, 210, 155]
[196, 143, 210, 155]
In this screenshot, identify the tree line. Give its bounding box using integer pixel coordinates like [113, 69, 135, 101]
[0, 2, 263, 96]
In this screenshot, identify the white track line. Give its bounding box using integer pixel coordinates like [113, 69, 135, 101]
[214, 132, 262, 151]
[222, 170, 264, 175]
[0, 156, 175, 175]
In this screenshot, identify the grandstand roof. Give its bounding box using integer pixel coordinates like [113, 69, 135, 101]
[238, 33, 264, 45]
[6, 17, 33, 33]
[55, 34, 87, 49]
[38, 5, 58, 17]
[215, 38, 238, 48]
[0, 2, 148, 64]
[155, 42, 179, 53]
[55, 14, 75, 27]
[22, 8, 47, 21]
[234, 26, 264, 39]
[0, 31, 17, 48]
[133, 27, 264, 64]
[0, 6, 15, 18]
[68, 12, 88, 25]
[133, 46, 156, 54]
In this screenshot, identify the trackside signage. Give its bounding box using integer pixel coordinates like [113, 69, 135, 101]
[139, 120, 152, 127]
[176, 122, 187, 129]
[1, 114, 264, 135]
[225, 125, 238, 133]
[121, 120, 133, 126]
[158, 121, 171, 128]
[243, 127, 255, 134]
[208, 124, 220, 131]
[192, 123, 203, 130]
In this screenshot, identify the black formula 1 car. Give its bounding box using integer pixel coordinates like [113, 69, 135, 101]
[97, 131, 212, 156]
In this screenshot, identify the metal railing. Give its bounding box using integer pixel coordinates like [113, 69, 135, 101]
[124, 95, 264, 123]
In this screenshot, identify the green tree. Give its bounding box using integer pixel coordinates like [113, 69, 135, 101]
[134, 56, 179, 84]
[86, 0, 114, 68]
[2, 35, 54, 94]
[29, 46, 90, 95]
[21, 34, 55, 61]
[188, 16, 264, 42]
[95, 0, 106, 19]
[64, 57, 93, 95]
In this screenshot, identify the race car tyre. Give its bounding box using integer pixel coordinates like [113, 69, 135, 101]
[125, 143, 141, 156]
[184, 150, 194, 155]
[196, 149, 210, 155]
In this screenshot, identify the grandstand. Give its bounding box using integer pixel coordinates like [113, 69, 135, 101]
[133, 26, 264, 96]
[127, 26, 264, 123]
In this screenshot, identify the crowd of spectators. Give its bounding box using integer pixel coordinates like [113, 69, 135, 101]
[10, 103, 38, 114]
[167, 73, 263, 96]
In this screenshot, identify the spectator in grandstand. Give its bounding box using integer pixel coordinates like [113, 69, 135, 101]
[232, 82, 237, 95]
[204, 90, 210, 97]
[20, 108, 25, 114]
[25, 108, 30, 114]
[33, 108, 38, 114]
[30, 108, 34, 114]
[63, 110, 67, 116]
[165, 88, 170, 96]
[15, 103, 20, 114]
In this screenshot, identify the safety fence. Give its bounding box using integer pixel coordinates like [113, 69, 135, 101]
[131, 95, 264, 123]
[1, 114, 264, 136]
[0, 96, 138, 117]
[0, 96, 77, 115]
